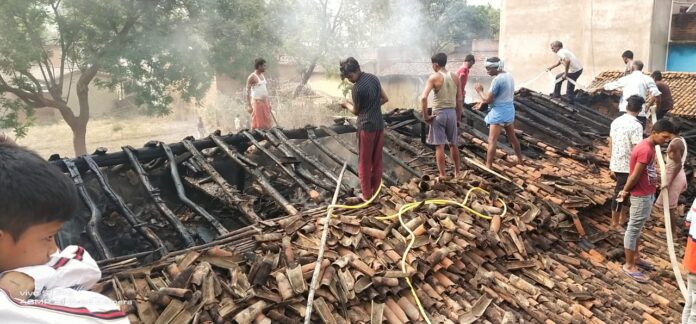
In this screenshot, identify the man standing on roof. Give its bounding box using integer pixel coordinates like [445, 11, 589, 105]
[546, 41, 583, 104]
[618, 119, 676, 283]
[339, 57, 389, 202]
[456, 54, 476, 105]
[622, 50, 634, 76]
[473, 57, 524, 169]
[598, 60, 661, 129]
[655, 120, 688, 237]
[651, 71, 673, 120]
[246, 58, 273, 130]
[421, 53, 463, 179]
[609, 95, 645, 231]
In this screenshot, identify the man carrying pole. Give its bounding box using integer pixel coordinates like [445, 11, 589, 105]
[546, 41, 583, 104]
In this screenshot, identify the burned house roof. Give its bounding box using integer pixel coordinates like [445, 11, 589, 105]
[51, 90, 686, 323]
[589, 70, 696, 118]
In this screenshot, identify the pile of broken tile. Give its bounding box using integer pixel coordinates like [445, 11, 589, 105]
[80, 90, 689, 323]
[95, 169, 684, 323]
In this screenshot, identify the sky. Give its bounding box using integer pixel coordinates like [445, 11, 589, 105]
[467, 0, 501, 8]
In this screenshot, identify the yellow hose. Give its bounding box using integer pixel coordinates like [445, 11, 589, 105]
[328, 181, 507, 323]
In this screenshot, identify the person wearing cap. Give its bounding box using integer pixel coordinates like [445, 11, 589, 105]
[546, 41, 583, 104]
[420, 52, 463, 179]
[473, 57, 523, 169]
[339, 57, 389, 203]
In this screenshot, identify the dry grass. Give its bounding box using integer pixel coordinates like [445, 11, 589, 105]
[13, 80, 351, 159]
[16, 115, 200, 159]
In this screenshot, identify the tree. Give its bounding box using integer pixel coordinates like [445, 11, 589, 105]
[384, 0, 500, 54]
[0, 0, 277, 155]
[281, 0, 381, 97]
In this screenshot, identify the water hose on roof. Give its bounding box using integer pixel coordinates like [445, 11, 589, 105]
[306, 173, 507, 323]
[651, 110, 688, 300]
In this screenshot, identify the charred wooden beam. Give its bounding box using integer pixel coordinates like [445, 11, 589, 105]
[341, 120, 424, 179]
[514, 101, 589, 147]
[210, 134, 299, 216]
[269, 128, 346, 192]
[318, 126, 359, 155]
[260, 129, 338, 193]
[161, 142, 229, 236]
[83, 155, 168, 255]
[307, 128, 398, 186]
[123, 146, 196, 247]
[182, 140, 263, 224]
[50, 125, 358, 172]
[64, 158, 112, 259]
[241, 130, 319, 200]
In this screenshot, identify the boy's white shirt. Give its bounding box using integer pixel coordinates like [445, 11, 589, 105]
[0, 245, 129, 323]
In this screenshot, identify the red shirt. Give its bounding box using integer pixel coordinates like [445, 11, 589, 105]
[683, 198, 696, 274]
[456, 64, 470, 98]
[628, 139, 658, 196]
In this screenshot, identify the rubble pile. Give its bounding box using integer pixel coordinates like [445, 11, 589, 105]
[48, 89, 688, 322]
[95, 173, 683, 323]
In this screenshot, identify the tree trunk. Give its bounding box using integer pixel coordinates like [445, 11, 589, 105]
[71, 65, 99, 156]
[70, 118, 88, 156]
[293, 57, 319, 98]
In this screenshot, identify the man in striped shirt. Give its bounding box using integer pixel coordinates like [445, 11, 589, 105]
[339, 57, 389, 201]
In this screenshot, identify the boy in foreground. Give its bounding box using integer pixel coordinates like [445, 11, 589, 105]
[0, 144, 129, 323]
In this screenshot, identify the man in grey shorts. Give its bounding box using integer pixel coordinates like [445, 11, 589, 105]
[420, 53, 463, 179]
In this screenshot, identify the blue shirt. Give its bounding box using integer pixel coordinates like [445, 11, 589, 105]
[484, 72, 515, 125]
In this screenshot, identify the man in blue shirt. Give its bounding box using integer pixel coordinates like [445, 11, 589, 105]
[474, 57, 523, 169]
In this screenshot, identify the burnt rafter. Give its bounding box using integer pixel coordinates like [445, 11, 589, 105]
[83, 155, 168, 255]
[261, 129, 340, 193]
[209, 133, 299, 216]
[64, 158, 112, 259]
[161, 142, 229, 236]
[181, 139, 263, 225]
[241, 130, 320, 200]
[123, 145, 196, 247]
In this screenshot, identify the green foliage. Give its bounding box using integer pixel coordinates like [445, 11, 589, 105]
[0, 97, 33, 138]
[367, 0, 501, 54]
[338, 79, 353, 98]
[0, 0, 277, 145]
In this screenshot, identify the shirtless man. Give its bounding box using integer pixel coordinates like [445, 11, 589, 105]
[246, 58, 273, 129]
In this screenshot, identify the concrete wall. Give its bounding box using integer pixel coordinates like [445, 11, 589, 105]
[651, 0, 673, 71]
[500, 0, 670, 93]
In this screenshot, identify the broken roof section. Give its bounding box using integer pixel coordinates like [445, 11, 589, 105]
[589, 70, 696, 118]
[51, 89, 685, 322]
